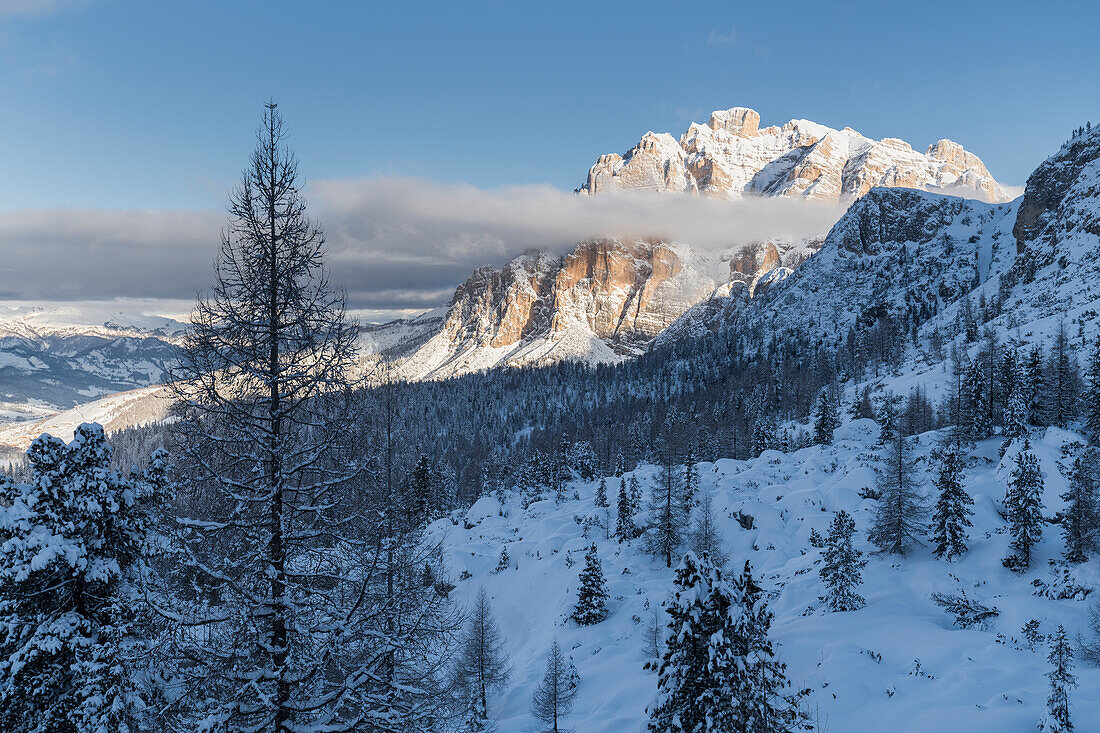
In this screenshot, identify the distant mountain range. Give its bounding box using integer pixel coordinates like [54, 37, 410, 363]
[1, 106, 1036, 444]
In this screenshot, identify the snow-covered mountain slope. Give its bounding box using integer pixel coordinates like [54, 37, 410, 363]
[0, 306, 183, 422]
[0, 384, 168, 457]
[659, 187, 1017, 348]
[365, 237, 820, 381]
[433, 420, 1100, 732]
[579, 107, 1010, 204]
[660, 126, 1100, 355]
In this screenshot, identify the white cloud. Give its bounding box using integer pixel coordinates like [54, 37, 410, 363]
[312, 178, 843, 308]
[0, 180, 844, 312]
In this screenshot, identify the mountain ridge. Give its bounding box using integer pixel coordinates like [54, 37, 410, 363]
[578, 106, 1010, 204]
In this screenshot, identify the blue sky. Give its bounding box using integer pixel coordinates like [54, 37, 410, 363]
[1, 0, 1098, 316]
[1, 0, 1097, 211]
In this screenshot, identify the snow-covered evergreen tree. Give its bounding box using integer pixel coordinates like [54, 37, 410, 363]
[820, 510, 865, 611]
[689, 488, 728, 569]
[453, 588, 511, 721]
[595, 477, 608, 508]
[572, 544, 610, 625]
[647, 552, 740, 733]
[932, 447, 973, 560]
[869, 432, 925, 555]
[407, 453, 434, 528]
[615, 481, 638, 544]
[850, 386, 875, 420]
[1061, 449, 1099, 563]
[628, 474, 642, 513]
[1039, 625, 1076, 732]
[495, 546, 511, 573]
[1047, 321, 1080, 429]
[163, 103, 460, 729]
[751, 416, 774, 457]
[1084, 339, 1100, 445]
[813, 389, 840, 445]
[0, 424, 163, 732]
[647, 554, 807, 733]
[530, 640, 578, 733]
[1027, 345, 1048, 426]
[1005, 438, 1044, 571]
[681, 446, 699, 517]
[463, 694, 495, 733]
[964, 360, 992, 440]
[646, 451, 686, 567]
[1002, 384, 1029, 455]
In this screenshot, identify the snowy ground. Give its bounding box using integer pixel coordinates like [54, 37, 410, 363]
[429, 420, 1100, 732]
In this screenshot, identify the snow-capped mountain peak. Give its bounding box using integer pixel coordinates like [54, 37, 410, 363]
[579, 107, 1010, 203]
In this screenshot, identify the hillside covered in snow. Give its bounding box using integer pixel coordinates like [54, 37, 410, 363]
[435, 419, 1100, 731]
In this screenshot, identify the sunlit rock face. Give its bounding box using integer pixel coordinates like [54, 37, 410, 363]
[369, 236, 819, 381]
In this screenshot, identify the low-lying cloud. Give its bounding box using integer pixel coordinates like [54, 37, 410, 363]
[315, 179, 843, 310]
[0, 180, 845, 316]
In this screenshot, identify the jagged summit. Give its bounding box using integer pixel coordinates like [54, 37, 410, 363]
[578, 107, 1010, 203]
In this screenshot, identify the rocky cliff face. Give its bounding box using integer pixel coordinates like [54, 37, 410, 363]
[579, 107, 1009, 204]
[370, 237, 819, 380]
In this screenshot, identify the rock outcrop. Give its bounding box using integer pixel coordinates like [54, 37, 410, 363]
[579, 107, 1010, 204]
[369, 237, 819, 380]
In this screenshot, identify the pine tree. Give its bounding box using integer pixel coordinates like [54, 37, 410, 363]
[530, 640, 578, 733]
[751, 416, 773, 457]
[495, 546, 510, 573]
[462, 694, 494, 733]
[876, 393, 903, 446]
[813, 389, 840, 445]
[1061, 449, 1099, 563]
[820, 510, 866, 611]
[1002, 384, 1029, 455]
[647, 554, 807, 733]
[681, 446, 699, 517]
[453, 588, 511, 721]
[734, 560, 809, 732]
[850, 386, 875, 420]
[647, 553, 739, 733]
[964, 360, 991, 440]
[647, 450, 686, 567]
[164, 104, 459, 728]
[406, 453, 434, 528]
[595, 477, 609, 508]
[1083, 339, 1100, 444]
[0, 425, 164, 732]
[1047, 321, 1080, 429]
[615, 482, 638, 544]
[629, 474, 642, 513]
[572, 544, 610, 625]
[869, 432, 925, 555]
[1039, 625, 1076, 732]
[689, 488, 728, 569]
[932, 447, 973, 560]
[1005, 438, 1044, 571]
[1028, 345, 1048, 426]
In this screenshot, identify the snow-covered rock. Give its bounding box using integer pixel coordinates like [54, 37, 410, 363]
[365, 237, 821, 381]
[579, 106, 1010, 204]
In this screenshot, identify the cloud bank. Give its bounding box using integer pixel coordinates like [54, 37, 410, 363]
[0, 180, 845, 315]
